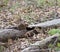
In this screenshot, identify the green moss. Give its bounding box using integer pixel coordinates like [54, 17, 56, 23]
[3, 0, 9, 5]
[0, 46, 5, 52]
[57, 43, 60, 47]
[48, 29, 60, 35]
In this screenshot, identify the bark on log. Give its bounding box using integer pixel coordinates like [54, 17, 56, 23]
[21, 34, 60, 52]
[28, 19, 60, 28]
[0, 29, 27, 42]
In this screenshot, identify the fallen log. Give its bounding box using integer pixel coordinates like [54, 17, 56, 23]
[21, 34, 60, 52]
[0, 29, 27, 42]
[28, 19, 60, 28]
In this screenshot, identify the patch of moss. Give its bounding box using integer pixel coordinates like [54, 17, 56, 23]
[48, 29, 60, 35]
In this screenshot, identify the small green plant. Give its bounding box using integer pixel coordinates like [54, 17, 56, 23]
[37, 0, 54, 7]
[48, 29, 60, 52]
[55, 47, 60, 51]
[37, 0, 45, 7]
[10, 2, 20, 12]
[48, 29, 60, 35]
[3, 0, 9, 5]
[0, 46, 5, 52]
[57, 43, 60, 47]
[24, 15, 35, 24]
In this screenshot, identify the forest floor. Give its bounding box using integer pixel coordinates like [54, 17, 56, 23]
[0, 0, 60, 52]
[0, 0, 60, 28]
